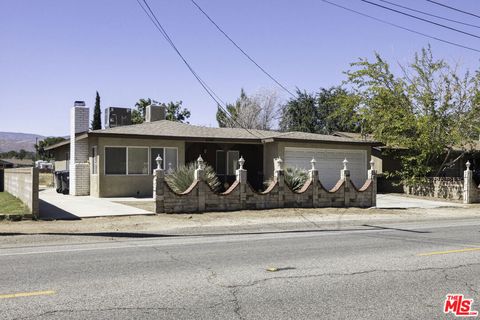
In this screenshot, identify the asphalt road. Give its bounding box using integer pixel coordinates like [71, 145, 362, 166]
[1, 218, 480, 319]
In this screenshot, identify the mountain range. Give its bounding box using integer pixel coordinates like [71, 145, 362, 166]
[0, 132, 45, 152]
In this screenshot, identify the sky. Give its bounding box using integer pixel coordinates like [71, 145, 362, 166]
[1, 0, 479, 136]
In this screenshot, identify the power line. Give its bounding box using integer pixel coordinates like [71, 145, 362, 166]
[135, 0, 255, 132]
[318, 0, 480, 53]
[360, 0, 480, 40]
[426, 0, 480, 20]
[189, 0, 295, 97]
[379, 0, 480, 29]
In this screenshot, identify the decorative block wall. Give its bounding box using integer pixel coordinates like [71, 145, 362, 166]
[154, 157, 377, 213]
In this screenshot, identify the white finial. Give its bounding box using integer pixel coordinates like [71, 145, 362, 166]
[370, 159, 375, 170]
[155, 154, 163, 170]
[238, 156, 245, 170]
[197, 155, 204, 169]
[343, 158, 348, 170]
[310, 158, 316, 170]
[466, 161, 471, 170]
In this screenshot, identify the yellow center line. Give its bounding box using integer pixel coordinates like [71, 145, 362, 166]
[0, 290, 56, 299]
[418, 247, 480, 256]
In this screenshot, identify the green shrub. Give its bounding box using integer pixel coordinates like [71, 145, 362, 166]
[264, 167, 309, 191]
[165, 162, 221, 193]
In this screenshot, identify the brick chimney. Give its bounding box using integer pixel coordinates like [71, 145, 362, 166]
[69, 102, 90, 196]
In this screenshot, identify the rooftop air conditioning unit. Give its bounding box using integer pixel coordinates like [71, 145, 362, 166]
[105, 107, 132, 128]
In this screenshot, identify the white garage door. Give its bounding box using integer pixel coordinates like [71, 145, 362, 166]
[284, 147, 367, 190]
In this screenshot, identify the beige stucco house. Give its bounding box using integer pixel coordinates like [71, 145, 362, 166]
[46, 105, 380, 198]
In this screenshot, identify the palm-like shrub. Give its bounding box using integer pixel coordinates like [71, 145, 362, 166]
[264, 167, 309, 191]
[165, 162, 221, 193]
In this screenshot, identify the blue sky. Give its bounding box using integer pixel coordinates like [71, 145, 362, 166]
[1, 0, 479, 136]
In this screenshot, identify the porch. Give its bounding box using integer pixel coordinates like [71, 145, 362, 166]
[185, 142, 264, 190]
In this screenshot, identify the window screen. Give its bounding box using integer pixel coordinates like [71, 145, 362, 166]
[128, 148, 149, 175]
[105, 147, 126, 175]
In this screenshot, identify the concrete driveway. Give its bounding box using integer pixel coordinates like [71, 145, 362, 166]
[376, 193, 465, 209]
[39, 188, 153, 220]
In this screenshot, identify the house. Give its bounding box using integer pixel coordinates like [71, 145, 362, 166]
[0, 159, 14, 169]
[45, 104, 381, 198]
[0, 158, 34, 168]
[334, 131, 480, 192]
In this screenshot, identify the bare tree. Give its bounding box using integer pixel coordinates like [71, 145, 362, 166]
[217, 88, 282, 130]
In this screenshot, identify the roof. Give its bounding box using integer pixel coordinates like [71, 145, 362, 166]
[0, 158, 34, 166]
[90, 121, 380, 144]
[46, 121, 382, 151]
[44, 139, 70, 150]
[333, 131, 375, 141]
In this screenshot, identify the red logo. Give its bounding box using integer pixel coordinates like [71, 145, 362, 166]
[444, 294, 478, 317]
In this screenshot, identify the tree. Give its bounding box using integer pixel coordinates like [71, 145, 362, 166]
[279, 87, 362, 134]
[34, 137, 66, 160]
[132, 98, 151, 124]
[279, 89, 318, 133]
[165, 101, 191, 123]
[217, 88, 281, 130]
[344, 46, 480, 184]
[91, 91, 102, 130]
[132, 98, 191, 124]
[317, 87, 362, 134]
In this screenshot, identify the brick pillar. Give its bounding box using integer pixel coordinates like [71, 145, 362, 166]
[195, 156, 206, 211]
[309, 158, 319, 207]
[69, 105, 90, 196]
[464, 161, 474, 204]
[367, 159, 377, 207]
[341, 158, 350, 207]
[153, 168, 165, 213]
[236, 156, 247, 209]
[274, 157, 284, 208]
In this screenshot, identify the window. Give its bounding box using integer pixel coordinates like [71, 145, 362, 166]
[227, 151, 239, 175]
[151, 148, 164, 172]
[105, 147, 126, 175]
[165, 148, 178, 172]
[150, 147, 178, 173]
[66, 152, 70, 170]
[216, 151, 226, 175]
[216, 150, 239, 175]
[91, 146, 97, 174]
[128, 147, 149, 175]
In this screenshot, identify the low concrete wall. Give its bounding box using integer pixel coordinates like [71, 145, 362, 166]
[4, 168, 39, 216]
[154, 165, 377, 213]
[404, 177, 464, 202]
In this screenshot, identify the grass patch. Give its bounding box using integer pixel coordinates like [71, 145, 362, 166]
[0, 192, 29, 215]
